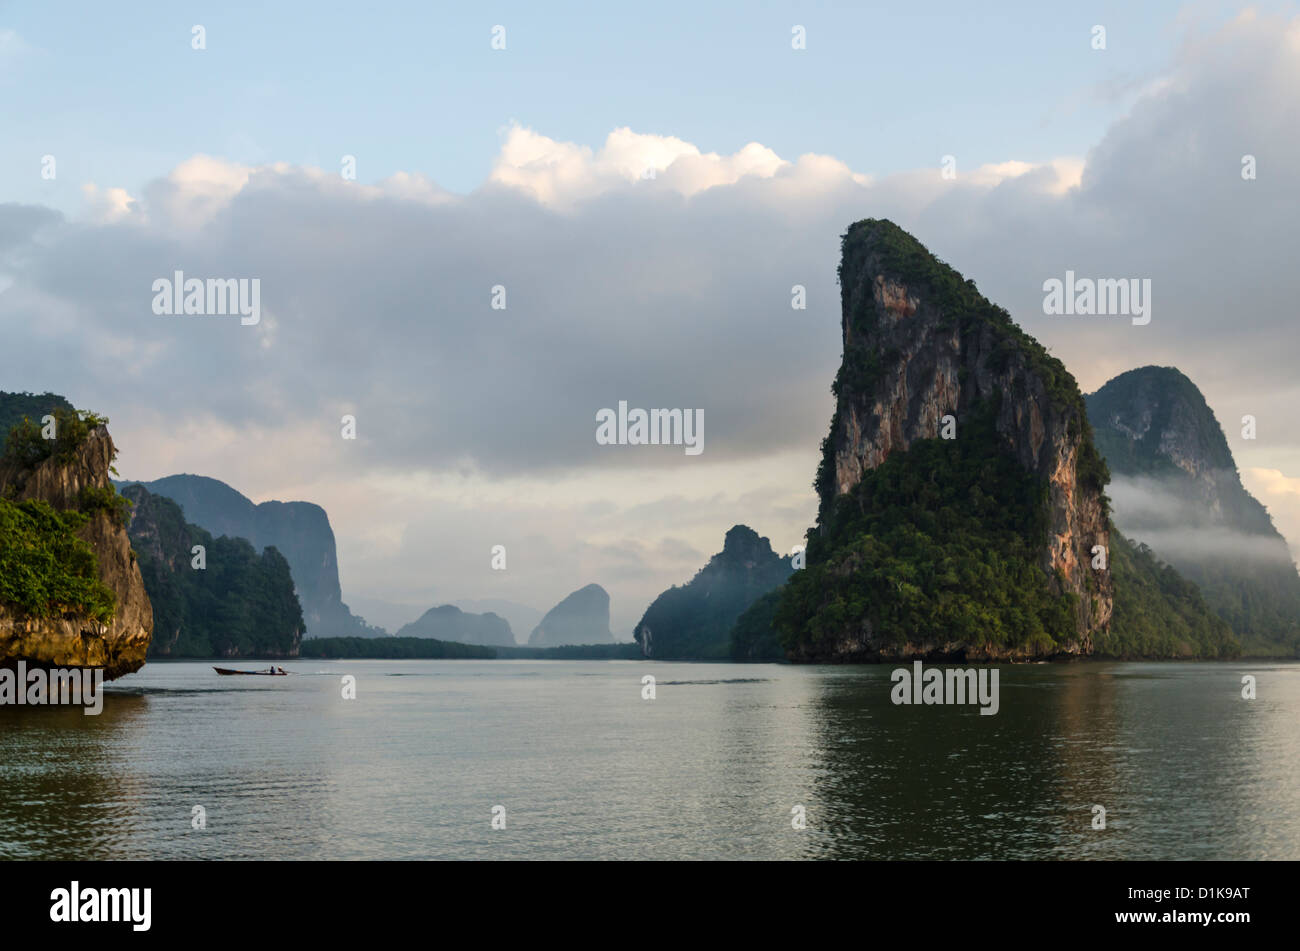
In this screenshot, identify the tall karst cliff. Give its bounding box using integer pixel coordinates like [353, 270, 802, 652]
[0, 408, 153, 679]
[778, 220, 1114, 661]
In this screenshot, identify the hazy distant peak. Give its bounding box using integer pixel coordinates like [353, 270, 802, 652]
[529, 584, 615, 647]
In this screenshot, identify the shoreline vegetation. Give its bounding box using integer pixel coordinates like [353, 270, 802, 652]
[296, 636, 640, 660]
[155, 640, 1300, 662]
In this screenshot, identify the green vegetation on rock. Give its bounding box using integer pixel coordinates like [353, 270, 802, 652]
[1102, 531, 1238, 658]
[781, 403, 1076, 657]
[78, 484, 133, 527]
[4, 406, 111, 467]
[123, 485, 304, 657]
[0, 497, 116, 624]
[0, 391, 75, 444]
[729, 588, 786, 661]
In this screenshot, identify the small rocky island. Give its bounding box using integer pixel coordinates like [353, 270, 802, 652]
[0, 402, 153, 679]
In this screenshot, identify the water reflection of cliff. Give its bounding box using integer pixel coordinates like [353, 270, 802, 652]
[0, 693, 149, 859]
[800, 664, 1125, 860]
[710, 670, 823, 859]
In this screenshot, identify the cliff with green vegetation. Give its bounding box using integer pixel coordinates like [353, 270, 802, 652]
[122, 485, 304, 658]
[729, 589, 786, 661]
[1088, 366, 1300, 655]
[634, 525, 793, 659]
[121, 473, 383, 637]
[0, 402, 153, 679]
[774, 221, 1229, 661]
[1101, 530, 1237, 658]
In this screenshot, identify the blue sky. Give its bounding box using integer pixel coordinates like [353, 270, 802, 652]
[1, 0, 1249, 210]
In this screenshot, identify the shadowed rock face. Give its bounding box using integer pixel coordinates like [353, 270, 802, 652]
[1088, 367, 1236, 476]
[633, 525, 793, 659]
[0, 427, 153, 679]
[529, 584, 615, 647]
[795, 219, 1113, 660]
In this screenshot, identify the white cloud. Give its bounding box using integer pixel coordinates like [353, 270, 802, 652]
[80, 183, 138, 223]
[487, 123, 789, 208]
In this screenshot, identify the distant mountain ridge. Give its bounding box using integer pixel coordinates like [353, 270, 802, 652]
[117, 473, 383, 638]
[394, 604, 515, 646]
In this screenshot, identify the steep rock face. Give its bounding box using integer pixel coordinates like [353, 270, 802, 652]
[529, 584, 615, 646]
[121, 474, 382, 638]
[785, 220, 1113, 661]
[0, 427, 153, 679]
[394, 604, 515, 646]
[634, 525, 793, 659]
[1088, 366, 1300, 650]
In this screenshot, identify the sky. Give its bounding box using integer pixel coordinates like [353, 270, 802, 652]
[2, 1, 1299, 637]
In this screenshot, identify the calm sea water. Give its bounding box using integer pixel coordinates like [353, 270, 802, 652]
[1, 659, 1296, 860]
